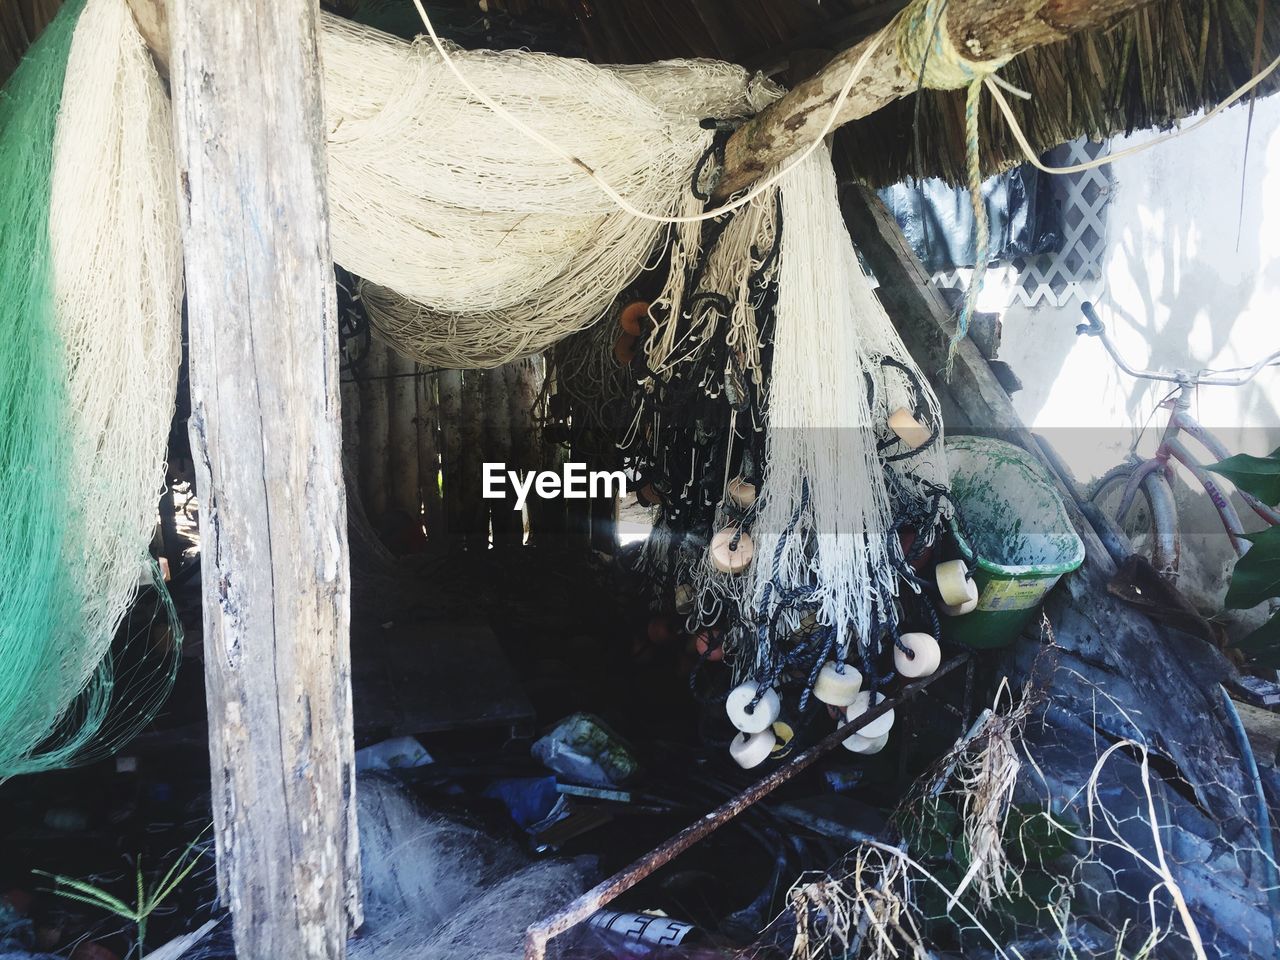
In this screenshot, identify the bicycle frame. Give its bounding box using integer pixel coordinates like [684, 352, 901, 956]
[1115, 387, 1280, 558]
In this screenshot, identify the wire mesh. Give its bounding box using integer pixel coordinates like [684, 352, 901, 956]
[773, 641, 1279, 960]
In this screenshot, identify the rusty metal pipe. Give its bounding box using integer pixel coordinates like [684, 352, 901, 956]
[524, 653, 970, 960]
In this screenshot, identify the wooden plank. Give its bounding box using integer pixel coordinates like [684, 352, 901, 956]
[385, 347, 421, 532]
[715, 0, 1154, 199]
[357, 341, 390, 525]
[838, 182, 1254, 829]
[837, 181, 1026, 437]
[460, 370, 487, 547]
[416, 368, 443, 539]
[167, 0, 360, 955]
[437, 369, 464, 541]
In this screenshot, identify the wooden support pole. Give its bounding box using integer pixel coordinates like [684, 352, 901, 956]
[386, 347, 421, 530]
[459, 370, 487, 547]
[438, 369, 464, 541]
[714, 0, 1153, 199]
[486, 365, 522, 548]
[416, 369, 443, 539]
[168, 0, 361, 956]
[357, 341, 391, 525]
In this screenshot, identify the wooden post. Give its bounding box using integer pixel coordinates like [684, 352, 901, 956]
[167, 0, 361, 957]
[385, 347, 421, 531]
[357, 341, 390, 525]
[486, 364, 522, 548]
[416, 369, 443, 539]
[460, 370, 487, 548]
[438, 369, 464, 542]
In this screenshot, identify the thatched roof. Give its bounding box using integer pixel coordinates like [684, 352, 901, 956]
[490, 0, 1280, 186]
[4, 0, 1278, 186]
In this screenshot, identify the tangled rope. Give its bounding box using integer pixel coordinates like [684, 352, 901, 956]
[895, 0, 1015, 370]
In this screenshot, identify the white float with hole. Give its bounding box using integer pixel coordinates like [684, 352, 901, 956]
[942, 568, 977, 619]
[935, 559, 975, 606]
[846, 691, 894, 739]
[894, 632, 941, 679]
[812, 661, 863, 706]
[725, 682, 780, 734]
[710, 528, 754, 574]
[842, 729, 890, 754]
[729, 729, 775, 769]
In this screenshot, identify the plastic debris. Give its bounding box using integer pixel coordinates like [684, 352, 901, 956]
[355, 736, 434, 773]
[532, 714, 638, 788]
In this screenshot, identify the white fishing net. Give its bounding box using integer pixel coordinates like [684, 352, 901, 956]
[49, 0, 182, 716]
[351, 776, 588, 960]
[321, 13, 780, 369]
[747, 146, 946, 663]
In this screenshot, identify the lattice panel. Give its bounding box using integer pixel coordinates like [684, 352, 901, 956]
[932, 139, 1112, 309]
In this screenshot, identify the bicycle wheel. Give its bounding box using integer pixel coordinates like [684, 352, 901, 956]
[1089, 462, 1181, 582]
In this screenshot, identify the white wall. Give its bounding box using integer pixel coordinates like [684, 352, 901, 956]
[994, 96, 1280, 609]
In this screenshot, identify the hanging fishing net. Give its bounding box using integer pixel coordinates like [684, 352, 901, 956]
[617, 139, 951, 766]
[320, 14, 780, 369]
[0, 0, 183, 778]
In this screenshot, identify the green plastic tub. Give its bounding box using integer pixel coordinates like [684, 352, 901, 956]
[940, 436, 1085, 649]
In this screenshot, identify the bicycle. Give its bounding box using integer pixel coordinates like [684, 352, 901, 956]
[1073, 301, 1280, 584]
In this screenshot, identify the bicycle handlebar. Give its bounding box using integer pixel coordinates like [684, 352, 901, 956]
[1076, 301, 1105, 337]
[1076, 301, 1280, 388]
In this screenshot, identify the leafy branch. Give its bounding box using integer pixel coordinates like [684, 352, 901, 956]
[1208, 447, 1280, 666]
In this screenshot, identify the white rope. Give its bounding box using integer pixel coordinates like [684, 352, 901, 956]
[647, 184, 780, 378]
[986, 50, 1280, 175]
[406, 0, 886, 223]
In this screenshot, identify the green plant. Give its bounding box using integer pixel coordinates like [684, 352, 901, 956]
[1208, 448, 1280, 666]
[36, 829, 209, 959]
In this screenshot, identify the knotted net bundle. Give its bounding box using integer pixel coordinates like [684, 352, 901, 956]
[321, 14, 780, 368]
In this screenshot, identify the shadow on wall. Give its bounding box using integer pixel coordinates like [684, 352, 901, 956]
[1002, 95, 1280, 481]
[996, 97, 1280, 613]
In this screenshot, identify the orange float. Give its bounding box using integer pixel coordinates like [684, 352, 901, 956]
[694, 630, 724, 662]
[613, 332, 638, 366]
[619, 300, 650, 336]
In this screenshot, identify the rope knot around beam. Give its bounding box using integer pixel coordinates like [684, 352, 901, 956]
[895, 0, 1013, 91]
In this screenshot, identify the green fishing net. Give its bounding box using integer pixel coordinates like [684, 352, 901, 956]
[0, 0, 181, 778]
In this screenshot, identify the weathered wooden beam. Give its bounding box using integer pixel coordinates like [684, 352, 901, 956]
[386, 348, 421, 529]
[168, 0, 361, 956]
[715, 0, 1155, 199]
